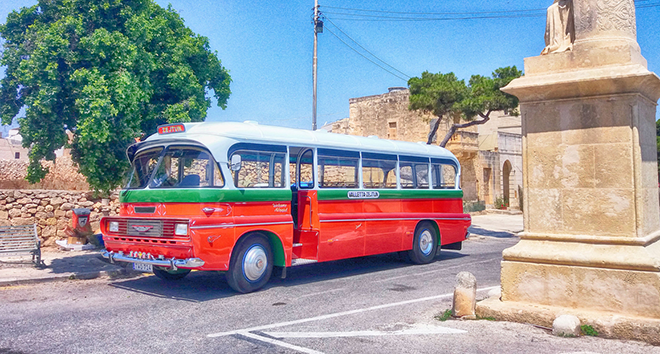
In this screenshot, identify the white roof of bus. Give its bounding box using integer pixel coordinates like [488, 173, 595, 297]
[145, 121, 458, 164]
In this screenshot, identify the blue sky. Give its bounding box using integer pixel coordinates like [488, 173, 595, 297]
[1, 0, 659, 136]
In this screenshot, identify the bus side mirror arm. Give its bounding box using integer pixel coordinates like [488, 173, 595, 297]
[230, 155, 242, 171]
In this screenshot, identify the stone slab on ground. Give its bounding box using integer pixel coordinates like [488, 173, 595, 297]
[477, 296, 660, 345]
[55, 239, 97, 251]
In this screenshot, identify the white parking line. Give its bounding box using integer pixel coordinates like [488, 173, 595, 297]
[264, 324, 467, 338]
[240, 332, 325, 354]
[207, 285, 498, 338]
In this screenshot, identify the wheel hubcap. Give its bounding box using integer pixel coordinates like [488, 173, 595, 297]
[419, 230, 433, 256]
[243, 245, 267, 281]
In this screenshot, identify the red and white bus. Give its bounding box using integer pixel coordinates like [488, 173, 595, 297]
[101, 122, 471, 293]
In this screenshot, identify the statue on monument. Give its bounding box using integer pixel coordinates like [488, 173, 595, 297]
[541, 0, 575, 55]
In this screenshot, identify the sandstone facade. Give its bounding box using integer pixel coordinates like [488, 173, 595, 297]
[326, 87, 522, 209]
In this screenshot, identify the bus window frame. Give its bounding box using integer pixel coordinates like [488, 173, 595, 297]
[317, 148, 360, 189]
[149, 145, 223, 189]
[126, 142, 224, 190]
[228, 148, 287, 189]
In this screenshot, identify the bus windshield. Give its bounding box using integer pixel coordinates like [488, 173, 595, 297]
[126, 146, 224, 189]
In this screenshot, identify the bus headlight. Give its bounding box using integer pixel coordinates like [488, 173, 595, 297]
[175, 223, 188, 236]
[109, 221, 119, 233]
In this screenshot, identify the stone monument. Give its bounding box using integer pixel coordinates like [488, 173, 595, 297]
[477, 0, 660, 343]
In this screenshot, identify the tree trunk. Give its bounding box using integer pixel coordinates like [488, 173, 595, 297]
[427, 118, 442, 145]
[434, 111, 492, 148]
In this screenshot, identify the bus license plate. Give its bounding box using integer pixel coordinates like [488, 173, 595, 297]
[133, 263, 153, 272]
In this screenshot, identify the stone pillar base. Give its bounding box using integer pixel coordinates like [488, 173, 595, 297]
[477, 297, 660, 345]
[500, 236, 660, 319]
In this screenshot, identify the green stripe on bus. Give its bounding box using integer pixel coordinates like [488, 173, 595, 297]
[119, 189, 292, 203]
[317, 189, 463, 201]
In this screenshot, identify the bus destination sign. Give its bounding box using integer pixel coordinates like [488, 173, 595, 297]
[158, 124, 186, 135]
[347, 191, 380, 199]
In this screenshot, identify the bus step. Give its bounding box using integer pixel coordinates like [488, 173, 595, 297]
[291, 258, 317, 266]
[293, 243, 303, 247]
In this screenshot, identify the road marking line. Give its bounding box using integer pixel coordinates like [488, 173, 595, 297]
[373, 258, 501, 283]
[264, 324, 466, 338]
[207, 285, 498, 338]
[239, 332, 324, 354]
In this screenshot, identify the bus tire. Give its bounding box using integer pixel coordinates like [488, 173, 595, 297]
[226, 234, 273, 293]
[153, 267, 191, 281]
[407, 222, 438, 264]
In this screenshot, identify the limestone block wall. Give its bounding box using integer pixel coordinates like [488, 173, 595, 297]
[348, 89, 439, 142]
[0, 156, 89, 190]
[0, 190, 119, 247]
[522, 95, 660, 238]
[478, 151, 501, 205]
[499, 132, 523, 208]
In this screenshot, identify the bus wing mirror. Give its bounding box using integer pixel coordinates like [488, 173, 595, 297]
[230, 155, 242, 171]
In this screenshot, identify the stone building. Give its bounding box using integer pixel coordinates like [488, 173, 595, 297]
[324, 88, 523, 209]
[0, 129, 29, 161]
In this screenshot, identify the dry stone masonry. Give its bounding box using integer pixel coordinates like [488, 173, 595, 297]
[0, 190, 119, 247]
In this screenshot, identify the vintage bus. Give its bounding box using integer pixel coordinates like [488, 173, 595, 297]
[101, 121, 471, 293]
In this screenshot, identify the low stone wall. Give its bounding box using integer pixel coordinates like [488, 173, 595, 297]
[0, 190, 119, 247]
[0, 156, 89, 190]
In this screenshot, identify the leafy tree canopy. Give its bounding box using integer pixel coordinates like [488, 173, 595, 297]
[408, 66, 521, 146]
[0, 0, 231, 194]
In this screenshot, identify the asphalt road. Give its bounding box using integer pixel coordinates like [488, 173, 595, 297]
[2, 214, 659, 354]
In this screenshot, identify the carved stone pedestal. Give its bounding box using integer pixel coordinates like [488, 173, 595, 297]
[477, 0, 660, 343]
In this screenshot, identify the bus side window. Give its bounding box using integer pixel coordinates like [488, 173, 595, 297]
[363, 158, 396, 189]
[414, 163, 429, 189]
[230, 150, 286, 188]
[298, 149, 314, 189]
[399, 162, 415, 189]
[432, 163, 456, 189]
[318, 149, 359, 189]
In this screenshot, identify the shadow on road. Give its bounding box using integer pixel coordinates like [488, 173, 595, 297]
[108, 250, 468, 302]
[468, 226, 520, 238]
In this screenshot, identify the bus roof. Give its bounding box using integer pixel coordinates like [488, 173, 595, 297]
[144, 121, 459, 164]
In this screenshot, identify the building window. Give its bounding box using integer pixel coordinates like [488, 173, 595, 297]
[388, 122, 397, 139]
[14, 152, 20, 159]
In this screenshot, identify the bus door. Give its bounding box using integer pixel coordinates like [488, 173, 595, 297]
[315, 149, 365, 262]
[291, 148, 319, 261]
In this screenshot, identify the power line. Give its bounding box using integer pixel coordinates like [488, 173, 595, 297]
[323, 17, 410, 80]
[321, 2, 660, 22]
[323, 25, 409, 82]
[321, 5, 548, 16]
[323, 12, 546, 22]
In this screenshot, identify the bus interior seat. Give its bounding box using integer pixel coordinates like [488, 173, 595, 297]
[179, 174, 201, 187]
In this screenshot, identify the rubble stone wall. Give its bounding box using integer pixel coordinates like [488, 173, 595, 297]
[0, 156, 89, 190]
[0, 190, 119, 247]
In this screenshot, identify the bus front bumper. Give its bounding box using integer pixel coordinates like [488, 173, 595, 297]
[103, 251, 205, 271]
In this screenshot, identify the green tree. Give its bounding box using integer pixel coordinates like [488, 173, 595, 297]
[408, 67, 521, 147]
[0, 0, 231, 194]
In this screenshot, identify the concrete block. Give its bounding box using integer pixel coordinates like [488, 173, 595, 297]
[552, 314, 581, 337]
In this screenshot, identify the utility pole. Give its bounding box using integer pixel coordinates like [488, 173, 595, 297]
[312, 0, 321, 131]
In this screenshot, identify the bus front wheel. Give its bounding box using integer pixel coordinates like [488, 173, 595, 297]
[407, 222, 438, 264]
[226, 234, 273, 293]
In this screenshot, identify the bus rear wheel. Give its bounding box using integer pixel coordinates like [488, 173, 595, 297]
[153, 267, 191, 281]
[407, 222, 438, 264]
[226, 234, 273, 293]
